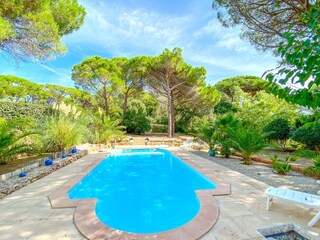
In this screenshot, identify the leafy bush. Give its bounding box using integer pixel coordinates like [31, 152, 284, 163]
[0, 101, 55, 121]
[151, 124, 168, 133]
[124, 100, 151, 135]
[125, 111, 151, 134]
[219, 139, 234, 158]
[270, 154, 297, 175]
[0, 118, 39, 164]
[215, 114, 239, 158]
[85, 114, 124, 145]
[263, 118, 291, 151]
[295, 150, 320, 177]
[291, 122, 320, 150]
[228, 125, 267, 164]
[214, 101, 237, 114]
[196, 123, 217, 151]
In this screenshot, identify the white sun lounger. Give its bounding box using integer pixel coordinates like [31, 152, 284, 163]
[265, 187, 320, 227]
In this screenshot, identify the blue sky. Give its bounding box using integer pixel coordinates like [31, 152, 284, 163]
[0, 0, 279, 87]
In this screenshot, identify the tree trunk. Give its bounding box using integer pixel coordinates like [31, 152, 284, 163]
[170, 92, 175, 137]
[167, 90, 173, 138]
[121, 90, 130, 126]
[103, 85, 109, 116]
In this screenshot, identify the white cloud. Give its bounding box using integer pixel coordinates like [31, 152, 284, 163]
[65, 2, 193, 57]
[63, 0, 279, 85]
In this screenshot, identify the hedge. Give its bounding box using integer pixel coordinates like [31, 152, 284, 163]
[151, 124, 168, 133]
[0, 101, 55, 121]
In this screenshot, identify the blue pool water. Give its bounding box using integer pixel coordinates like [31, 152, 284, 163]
[68, 148, 216, 233]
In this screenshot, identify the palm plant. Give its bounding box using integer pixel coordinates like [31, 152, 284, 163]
[228, 125, 267, 164]
[270, 154, 297, 175]
[215, 114, 239, 158]
[0, 118, 38, 164]
[86, 114, 125, 146]
[196, 123, 217, 155]
[295, 150, 320, 177]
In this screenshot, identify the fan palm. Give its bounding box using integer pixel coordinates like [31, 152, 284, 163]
[228, 125, 267, 164]
[196, 123, 217, 151]
[215, 114, 239, 157]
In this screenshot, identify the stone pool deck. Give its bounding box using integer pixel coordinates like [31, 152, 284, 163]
[0, 148, 319, 240]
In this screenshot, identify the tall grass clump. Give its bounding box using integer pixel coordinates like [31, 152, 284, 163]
[42, 115, 85, 152]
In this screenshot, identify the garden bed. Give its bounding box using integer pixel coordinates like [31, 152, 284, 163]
[191, 150, 320, 195]
[0, 150, 88, 199]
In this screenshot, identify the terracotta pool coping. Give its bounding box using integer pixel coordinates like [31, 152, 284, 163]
[48, 149, 231, 240]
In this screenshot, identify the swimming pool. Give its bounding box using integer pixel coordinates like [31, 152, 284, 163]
[68, 148, 216, 234]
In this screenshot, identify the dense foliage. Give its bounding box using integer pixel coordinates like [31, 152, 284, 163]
[212, 0, 316, 51]
[0, 102, 54, 120]
[0, 0, 85, 61]
[263, 118, 291, 151]
[266, 6, 320, 109]
[0, 118, 38, 164]
[270, 154, 297, 175]
[124, 100, 151, 135]
[213, 101, 237, 114]
[41, 115, 84, 152]
[291, 122, 320, 150]
[228, 125, 267, 164]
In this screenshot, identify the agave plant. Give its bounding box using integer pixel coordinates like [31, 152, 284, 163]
[228, 125, 267, 165]
[0, 118, 38, 164]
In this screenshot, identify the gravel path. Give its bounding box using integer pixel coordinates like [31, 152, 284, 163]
[191, 150, 320, 195]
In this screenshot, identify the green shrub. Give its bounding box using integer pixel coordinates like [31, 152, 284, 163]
[228, 125, 267, 164]
[219, 139, 234, 158]
[151, 124, 168, 133]
[263, 118, 291, 151]
[0, 101, 55, 121]
[295, 150, 320, 177]
[291, 122, 320, 149]
[270, 154, 297, 175]
[0, 118, 39, 164]
[124, 100, 151, 135]
[214, 101, 237, 114]
[42, 115, 84, 152]
[215, 114, 239, 158]
[196, 123, 217, 151]
[124, 111, 151, 135]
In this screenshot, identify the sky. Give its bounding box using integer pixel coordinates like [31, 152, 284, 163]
[0, 0, 279, 88]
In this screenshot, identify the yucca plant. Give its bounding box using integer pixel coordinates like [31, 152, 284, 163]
[42, 115, 85, 152]
[228, 125, 267, 165]
[0, 118, 38, 164]
[295, 150, 320, 177]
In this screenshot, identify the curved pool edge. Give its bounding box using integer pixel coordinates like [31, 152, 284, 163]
[48, 149, 231, 240]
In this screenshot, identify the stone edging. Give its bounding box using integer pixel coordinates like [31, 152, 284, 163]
[48, 149, 231, 240]
[0, 150, 88, 199]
